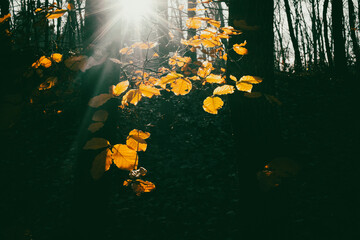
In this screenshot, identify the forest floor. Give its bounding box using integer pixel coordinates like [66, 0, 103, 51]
[0, 70, 358, 240]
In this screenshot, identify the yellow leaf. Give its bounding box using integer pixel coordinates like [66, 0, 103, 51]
[201, 38, 221, 48]
[67, 3, 74, 10]
[112, 144, 138, 170]
[92, 110, 108, 122]
[88, 122, 104, 133]
[138, 42, 157, 49]
[229, 75, 237, 81]
[83, 138, 110, 150]
[189, 76, 200, 81]
[121, 89, 142, 106]
[205, 74, 225, 84]
[50, 53, 63, 63]
[160, 72, 183, 85]
[208, 19, 220, 28]
[203, 96, 224, 114]
[0, 13, 11, 23]
[233, 44, 248, 55]
[139, 84, 160, 98]
[213, 85, 235, 95]
[88, 94, 112, 108]
[119, 47, 134, 55]
[236, 82, 253, 93]
[128, 129, 150, 139]
[35, 56, 51, 68]
[153, 53, 159, 58]
[223, 53, 228, 61]
[111, 80, 129, 97]
[38, 76, 57, 90]
[64, 55, 88, 71]
[90, 149, 112, 180]
[197, 61, 212, 78]
[126, 135, 147, 151]
[239, 75, 263, 84]
[171, 78, 192, 95]
[46, 9, 67, 19]
[186, 17, 202, 29]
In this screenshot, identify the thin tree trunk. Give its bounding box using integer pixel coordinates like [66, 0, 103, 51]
[185, 0, 196, 61]
[157, 0, 169, 57]
[323, 0, 333, 67]
[311, 0, 318, 66]
[283, 0, 302, 71]
[331, 0, 347, 77]
[348, 0, 360, 70]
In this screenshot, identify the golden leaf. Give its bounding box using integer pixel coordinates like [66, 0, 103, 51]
[239, 75, 263, 84]
[64, 55, 88, 71]
[88, 94, 112, 108]
[213, 85, 235, 95]
[38, 76, 57, 90]
[90, 149, 112, 180]
[208, 19, 220, 28]
[92, 110, 108, 122]
[205, 74, 225, 84]
[201, 38, 221, 48]
[88, 122, 104, 133]
[112, 144, 138, 170]
[139, 84, 161, 98]
[229, 75, 237, 81]
[138, 42, 157, 49]
[34, 56, 52, 68]
[119, 47, 134, 55]
[67, 3, 74, 10]
[236, 82, 253, 93]
[126, 135, 147, 152]
[233, 44, 248, 55]
[160, 72, 183, 85]
[46, 9, 67, 19]
[128, 129, 150, 139]
[111, 80, 129, 97]
[197, 61, 212, 78]
[171, 78, 192, 95]
[203, 96, 224, 114]
[153, 53, 159, 58]
[132, 179, 156, 196]
[186, 17, 202, 29]
[121, 89, 142, 106]
[223, 53, 228, 61]
[50, 53, 63, 63]
[83, 138, 110, 150]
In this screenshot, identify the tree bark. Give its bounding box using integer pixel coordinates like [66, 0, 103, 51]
[331, 0, 347, 78]
[323, 0, 333, 67]
[347, 0, 360, 72]
[284, 0, 302, 71]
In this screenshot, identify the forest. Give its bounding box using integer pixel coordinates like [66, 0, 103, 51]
[0, 0, 358, 239]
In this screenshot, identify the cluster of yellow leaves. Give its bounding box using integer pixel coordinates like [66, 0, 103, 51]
[233, 75, 263, 93]
[169, 53, 191, 67]
[84, 129, 151, 180]
[32, 54, 63, 69]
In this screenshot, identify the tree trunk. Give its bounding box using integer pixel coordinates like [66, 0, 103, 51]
[323, 0, 333, 67]
[348, 0, 360, 72]
[184, 0, 196, 61]
[228, 1, 289, 239]
[157, 0, 169, 57]
[331, 0, 347, 78]
[283, 0, 302, 71]
[311, 0, 318, 66]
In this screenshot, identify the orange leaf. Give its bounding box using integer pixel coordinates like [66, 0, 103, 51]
[38, 76, 57, 90]
[92, 110, 108, 122]
[50, 53, 63, 63]
[112, 144, 138, 170]
[46, 9, 67, 19]
[128, 129, 150, 139]
[83, 138, 110, 150]
[119, 47, 134, 55]
[233, 44, 248, 55]
[126, 135, 147, 152]
[197, 61, 212, 78]
[239, 75, 263, 84]
[88, 94, 112, 108]
[203, 96, 224, 114]
[160, 72, 183, 85]
[0, 13, 11, 24]
[236, 82, 253, 93]
[90, 149, 112, 180]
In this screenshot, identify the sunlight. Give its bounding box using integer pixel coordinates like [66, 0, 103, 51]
[118, 0, 154, 22]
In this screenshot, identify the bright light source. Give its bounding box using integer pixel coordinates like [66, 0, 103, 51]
[118, 0, 154, 21]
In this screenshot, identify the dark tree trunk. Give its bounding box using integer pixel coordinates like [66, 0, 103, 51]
[348, 0, 360, 72]
[284, 0, 302, 71]
[323, 0, 333, 67]
[0, 0, 11, 78]
[311, 0, 318, 66]
[228, 1, 289, 239]
[331, 0, 347, 78]
[68, 0, 77, 48]
[184, 0, 196, 61]
[157, 0, 169, 57]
